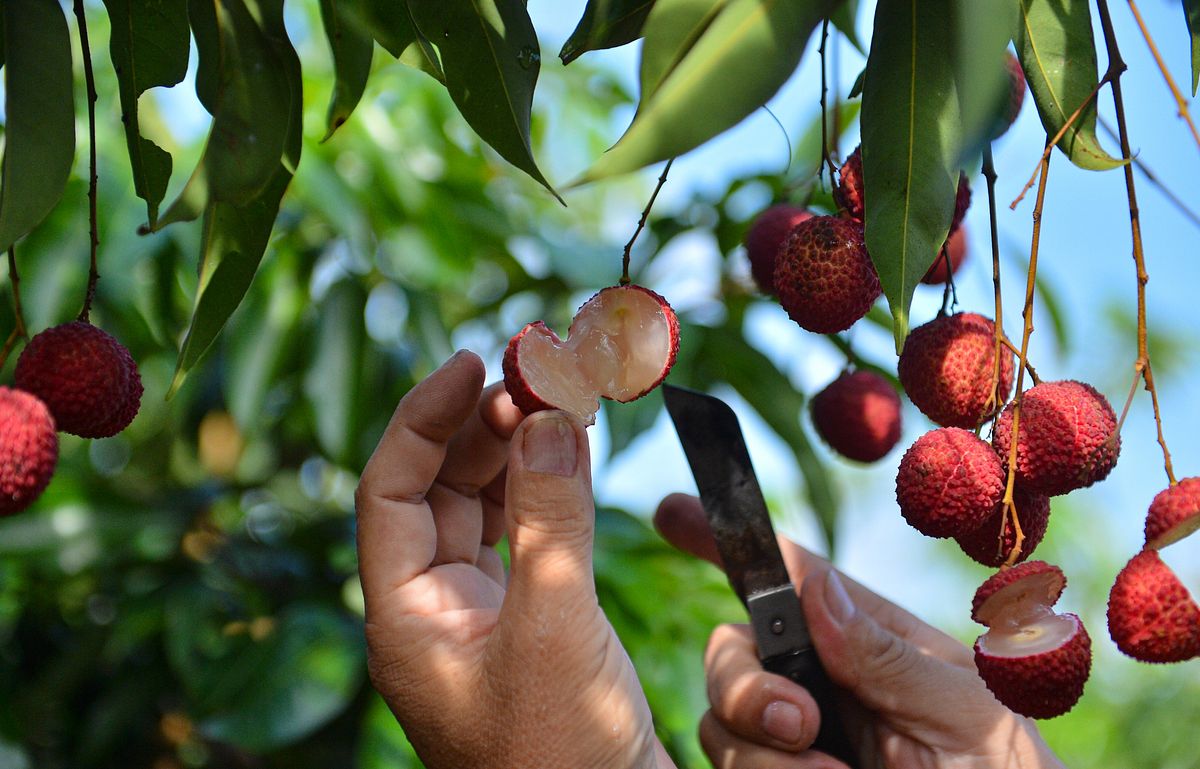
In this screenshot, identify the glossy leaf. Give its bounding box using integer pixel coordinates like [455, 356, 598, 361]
[638, 0, 723, 104]
[1186, 0, 1200, 96]
[560, 0, 656, 64]
[579, 0, 829, 185]
[101, 0, 189, 229]
[861, 0, 959, 351]
[953, 0, 1017, 159]
[362, 0, 445, 81]
[407, 0, 559, 200]
[1015, 0, 1124, 170]
[320, 0, 374, 140]
[304, 280, 367, 466]
[0, 0, 75, 255]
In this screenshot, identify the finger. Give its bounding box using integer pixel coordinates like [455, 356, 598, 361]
[355, 351, 484, 609]
[480, 466, 507, 547]
[653, 493, 722, 567]
[477, 545, 506, 586]
[703, 624, 820, 752]
[699, 711, 851, 769]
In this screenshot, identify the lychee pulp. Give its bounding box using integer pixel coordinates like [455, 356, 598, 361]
[976, 572, 1076, 657]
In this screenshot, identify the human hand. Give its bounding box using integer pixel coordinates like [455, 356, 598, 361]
[355, 351, 674, 769]
[654, 493, 1067, 769]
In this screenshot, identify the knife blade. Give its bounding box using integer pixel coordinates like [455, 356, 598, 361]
[662, 383, 858, 766]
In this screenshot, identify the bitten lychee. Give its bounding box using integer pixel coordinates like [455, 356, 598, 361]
[1106, 549, 1200, 663]
[1144, 477, 1200, 550]
[744, 204, 813, 295]
[0, 387, 59, 516]
[503, 284, 679, 425]
[810, 370, 902, 463]
[895, 427, 1005, 538]
[992, 380, 1120, 497]
[898, 313, 1013, 429]
[955, 489, 1051, 567]
[14, 321, 143, 439]
[773, 215, 881, 334]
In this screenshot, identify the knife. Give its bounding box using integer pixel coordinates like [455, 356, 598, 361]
[662, 383, 858, 767]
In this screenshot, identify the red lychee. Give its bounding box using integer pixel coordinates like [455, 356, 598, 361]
[1144, 477, 1200, 550]
[14, 321, 143, 439]
[955, 489, 1051, 567]
[1107, 549, 1200, 663]
[921, 225, 968, 285]
[773, 215, 881, 334]
[992, 380, 1120, 497]
[810, 370, 902, 463]
[972, 561, 1091, 719]
[895, 427, 1005, 538]
[897, 313, 1013, 429]
[744, 204, 813, 295]
[503, 284, 679, 425]
[0, 387, 59, 516]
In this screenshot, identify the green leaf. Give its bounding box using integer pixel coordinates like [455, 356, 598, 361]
[561, 0, 657, 64]
[952, 0, 1017, 160]
[638, 0, 724, 104]
[861, 0, 959, 351]
[576, 0, 829, 185]
[304, 280, 367, 466]
[100, 0, 189, 229]
[320, 0, 374, 140]
[1015, 0, 1124, 170]
[1186, 0, 1200, 96]
[830, 0, 862, 53]
[362, 0, 445, 81]
[0, 0, 75, 255]
[406, 0, 560, 200]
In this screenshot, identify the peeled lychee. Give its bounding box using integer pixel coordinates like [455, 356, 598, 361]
[1107, 549, 1200, 663]
[955, 489, 1051, 567]
[14, 321, 143, 439]
[895, 427, 1005, 538]
[1144, 477, 1200, 550]
[972, 561, 1091, 719]
[503, 284, 679, 425]
[898, 313, 1013, 429]
[744, 204, 813, 295]
[921, 226, 967, 285]
[992, 380, 1120, 497]
[810, 370, 901, 463]
[773, 215, 881, 334]
[0, 387, 59, 516]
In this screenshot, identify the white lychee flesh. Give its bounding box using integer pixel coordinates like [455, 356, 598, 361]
[975, 567, 1077, 656]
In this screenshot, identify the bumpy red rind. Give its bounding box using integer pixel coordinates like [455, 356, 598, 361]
[1145, 477, 1200, 550]
[0, 387, 59, 516]
[773, 216, 881, 335]
[974, 615, 1091, 719]
[895, 428, 1005, 539]
[744, 204, 813, 295]
[955, 489, 1051, 568]
[971, 560, 1065, 625]
[502, 321, 563, 417]
[1106, 549, 1200, 663]
[810, 370, 902, 463]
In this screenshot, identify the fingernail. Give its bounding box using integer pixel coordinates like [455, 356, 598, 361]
[523, 414, 578, 476]
[824, 570, 855, 626]
[762, 701, 804, 744]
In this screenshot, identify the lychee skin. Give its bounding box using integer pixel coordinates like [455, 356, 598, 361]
[974, 615, 1091, 719]
[810, 371, 901, 463]
[898, 313, 1013, 429]
[971, 559, 1065, 624]
[896, 427, 1005, 539]
[774, 215, 881, 334]
[1145, 477, 1200, 550]
[14, 321, 143, 439]
[502, 321, 563, 417]
[0, 387, 59, 516]
[955, 489, 1051, 567]
[744, 204, 813, 295]
[921, 226, 967, 285]
[1107, 549, 1200, 663]
[992, 380, 1120, 497]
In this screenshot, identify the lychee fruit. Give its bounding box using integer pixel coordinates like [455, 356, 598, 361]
[955, 488, 1051, 567]
[810, 370, 902, 463]
[0, 387, 59, 516]
[897, 313, 1013, 429]
[773, 215, 881, 334]
[992, 380, 1120, 497]
[972, 561, 1091, 719]
[835, 145, 971, 238]
[895, 427, 1005, 538]
[744, 204, 813, 295]
[921, 225, 967, 285]
[503, 284, 679, 425]
[14, 321, 143, 439]
[1106, 549, 1200, 663]
[1144, 477, 1200, 550]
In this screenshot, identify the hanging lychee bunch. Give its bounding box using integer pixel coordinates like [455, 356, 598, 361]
[809, 370, 901, 463]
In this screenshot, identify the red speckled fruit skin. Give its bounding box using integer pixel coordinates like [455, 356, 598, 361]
[834, 148, 865, 221]
[992, 380, 1120, 497]
[974, 615, 1091, 719]
[898, 313, 1013, 429]
[971, 560, 1065, 624]
[774, 216, 881, 334]
[569, 285, 679, 402]
[14, 322, 142, 439]
[921, 226, 968, 285]
[955, 489, 1051, 567]
[0, 387, 58, 516]
[1107, 549, 1200, 663]
[502, 321, 562, 417]
[744, 204, 813, 295]
[895, 428, 1005, 539]
[1145, 477, 1200, 549]
[810, 371, 902, 463]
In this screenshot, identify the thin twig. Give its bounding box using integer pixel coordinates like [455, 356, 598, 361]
[1126, 0, 1200, 153]
[982, 147, 1006, 421]
[818, 18, 838, 185]
[1097, 115, 1200, 229]
[620, 159, 673, 286]
[0, 247, 28, 371]
[1000, 335, 1041, 384]
[1010, 78, 1108, 209]
[73, 0, 101, 322]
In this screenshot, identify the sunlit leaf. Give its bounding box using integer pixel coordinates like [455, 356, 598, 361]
[1186, 0, 1200, 96]
[361, 0, 445, 81]
[320, 0, 374, 140]
[560, 0, 656, 64]
[638, 0, 722, 103]
[0, 0, 75, 255]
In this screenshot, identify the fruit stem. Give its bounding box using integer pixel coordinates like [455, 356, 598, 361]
[1125, 0, 1200, 153]
[1000, 335, 1041, 385]
[620, 158, 673, 286]
[1094, 0, 1178, 487]
[818, 18, 839, 184]
[937, 244, 958, 317]
[74, 0, 101, 323]
[982, 146, 1006, 421]
[1097, 116, 1200, 229]
[0, 247, 28, 371]
[1009, 77, 1107, 210]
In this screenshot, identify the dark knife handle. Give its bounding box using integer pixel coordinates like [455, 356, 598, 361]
[762, 647, 858, 768]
